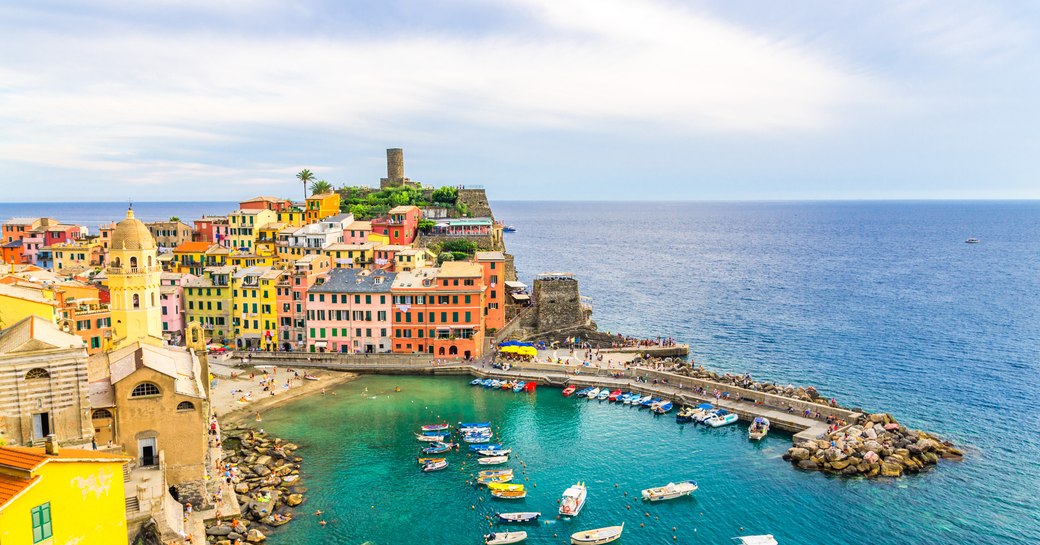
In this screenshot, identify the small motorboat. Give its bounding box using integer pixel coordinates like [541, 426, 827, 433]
[966, 238, 980, 244]
[485, 531, 527, 544]
[706, 410, 739, 427]
[421, 423, 451, 431]
[459, 422, 492, 432]
[478, 448, 511, 456]
[691, 404, 716, 423]
[733, 536, 779, 545]
[479, 469, 513, 478]
[749, 417, 770, 441]
[675, 406, 695, 423]
[470, 443, 502, 452]
[479, 455, 509, 465]
[417, 457, 445, 465]
[635, 395, 652, 406]
[641, 480, 698, 501]
[422, 442, 456, 454]
[563, 385, 577, 396]
[303, 374, 319, 381]
[652, 401, 674, 414]
[496, 512, 541, 523]
[596, 389, 610, 400]
[471, 379, 484, 386]
[574, 387, 593, 398]
[513, 381, 526, 392]
[570, 523, 624, 545]
[491, 489, 527, 499]
[488, 483, 524, 492]
[559, 482, 587, 517]
[422, 460, 448, 472]
[416, 432, 450, 442]
[640, 397, 661, 408]
[502, 225, 517, 233]
[478, 473, 513, 485]
[464, 435, 493, 444]
[586, 388, 602, 399]
[607, 389, 622, 401]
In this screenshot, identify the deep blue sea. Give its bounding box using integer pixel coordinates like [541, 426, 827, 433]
[4, 200, 1038, 544]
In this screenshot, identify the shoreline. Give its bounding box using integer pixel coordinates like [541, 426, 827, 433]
[215, 368, 360, 427]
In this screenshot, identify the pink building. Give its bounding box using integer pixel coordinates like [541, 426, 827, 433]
[306, 268, 395, 353]
[160, 272, 195, 343]
[194, 216, 231, 247]
[275, 254, 331, 351]
[342, 220, 372, 244]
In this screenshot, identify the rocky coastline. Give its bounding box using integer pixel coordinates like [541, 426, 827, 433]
[204, 427, 307, 543]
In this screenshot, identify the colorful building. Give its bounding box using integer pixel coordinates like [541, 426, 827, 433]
[373, 244, 408, 271]
[474, 251, 506, 333]
[145, 220, 194, 251]
[170, 241, 229, 275]
[395, 248, 435, 272]
[159, 272, 194, 344]
[183, 267, 234, 343]
[0, 443, 131, 545]
[192, 216, 231, 247]
[1, 240, 24, 265]
[306, 269, 395, 353]
[227, 209, 276, 253]
[390, 262, 485, 358]
[305, 192, 342, 223]
[322, 242, 375, 269]
[276, 255, 330, 351]
[371, 205, 421, 246]
[0, 282, 61, 327]
[277, 214, 351, 262]
[48, 238, 104, 273]
[429, 217, 495, 236]
[239, 195, 293, 212]
[342, 220, 373, 244]
[105, 209, 164, 349]
[232, 267, 282, 350]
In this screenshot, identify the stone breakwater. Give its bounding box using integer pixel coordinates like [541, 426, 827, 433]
[205, 428, 307, 543]
[782, 412, 964, 477]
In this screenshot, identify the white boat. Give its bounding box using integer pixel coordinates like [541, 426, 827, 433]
[636, 395, 652, 406]
[625, 394, 643, 405]
[485, 531, 528, 544]
[478, 448, 511, 456]
[586, 388, 601, 399]
[422, 460, 448, 472]
[689, 403, 716, 423]
[748, 417, 770, 440]
[640, 480, 698, 501]
[733, 536, 779, 545]
[559, 482, 587, 516]
[496, 512, 541, 523]
[570, 523, 624, 545]
[966, 238, 980, 244]
[479, 455, 510, 465]
[706, 410, 739, 427]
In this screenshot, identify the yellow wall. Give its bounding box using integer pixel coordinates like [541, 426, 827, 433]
[367, 233, 390, 245]
[232, 272, 279, 349]
[305, 194, 341, 223]
[276, 210, 305, 228]
[0, 460, 128, 545]
[184, 284, 233, 342]
[0, 293, 59, 327]
[228, 210, 276, 252]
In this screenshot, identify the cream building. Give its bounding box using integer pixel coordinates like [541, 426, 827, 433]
[105, 209, 164, 349]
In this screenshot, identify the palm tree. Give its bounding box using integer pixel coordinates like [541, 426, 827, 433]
[310, 180, 333, 195]
[296, 169, 315, 201]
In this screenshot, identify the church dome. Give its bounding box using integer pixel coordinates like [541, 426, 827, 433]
[111, 208, 157, 250]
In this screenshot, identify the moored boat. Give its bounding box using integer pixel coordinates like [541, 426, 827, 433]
[459, 422, 492, 432]
[652, 400, 674, 414]
[574, 387, 593, 398]
[488, 483, 524, 492]
[496, 512, 541, 523]
[607, 389, 622, 401]
[563, 385, 577, 396]
[675, 406, 695, 423]
[421, 423, 451, 431]
[596, 389, 610, 400]
[478, 448, 511, 456]
[513, 381, 526, 392]
[472, 378, 484, 386]
[691, 403, 716, 423]
[748, 417, 770, 440]
[479, 455, 509, 465]
[417, 456, 445, 465]
[416, 432, 450, 442]
[477, 473, 513, 485]
[640, 397, 660, 408]
[422, 442, 455, 454]
[733, 535, 779, 545]
[559, 482, 587, 517]
[491, 489, 527, 499]
[586, 388, 602, 399]
[706, 410, 739, 427]
[570, 523, 624, 545]
[635, 395, 653, 406]
[485, 531, 527, 544]
[641, 480, 698, 501]
[422, 460, 448, 472]
[470, 443, 502, 452]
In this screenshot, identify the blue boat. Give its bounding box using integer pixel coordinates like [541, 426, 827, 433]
[470, 443, 503, 451]
[422, 442, 455, 454]
[459, 422, 492, 432]
[471, 379, 483, 386]
[652, 401, 674, 414]
[574, 387, 593, 397]
[641, 397, 661, 408]
[481, 379, 494, 387]
[512, 381, 526, 392]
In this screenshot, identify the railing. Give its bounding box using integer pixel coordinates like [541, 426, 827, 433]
[106, 265, 162, 275]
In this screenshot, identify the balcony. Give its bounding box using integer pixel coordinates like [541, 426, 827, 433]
[107, 265, 162, 275]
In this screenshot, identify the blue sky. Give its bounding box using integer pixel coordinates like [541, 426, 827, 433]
[1, 0, 1037, 201]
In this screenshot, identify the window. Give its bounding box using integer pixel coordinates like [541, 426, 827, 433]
[91, 409, 113, 419]
[91, 336, 101, 349]
[177, 401, 195, 411]
[31, 502, 52, 543]
[25, 368, 50, 380]
[133, 293, 140, 308]
[465, 312, 471, 322]
[465, 295, 471, 304]
[131, 382, 161, 398]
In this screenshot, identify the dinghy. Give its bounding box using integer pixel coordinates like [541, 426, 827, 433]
[491, 489, 527, 499]
[640, 397, 660, 408]
[496, 512, 541, 523]
[691, 404, 716, 423]
[484, 531, 528, 544]
[488, 483, 524, 492]
[479, 469, 513, 477]
[471, 379, 484, 386]
[706, 410, 739, 427]
[478, 448, 511, 456]
[586, 388, 602, 399]
[675, 406, 695, 423]
[477, 473, 513, 485]
[422, 460, 448, 472]
[570, 524, 624, 545]
[470, 444, 502, 452]
[563, 385, 577, 396]
[596, 389, 610, 400]
[479, 455, 509, 465]
[422, 442, 455, 454]
[513, 381, 526, 392]
[748, 417, 770, 441]
[416, 432, 450, 442]
[421, 423, 451, 431]
[641, 480, 698, 501]
[652, 401, 674, 414]
[417, 457, 445, 465]
[459, 422, 492, 432]
[607, 389, 622, 401]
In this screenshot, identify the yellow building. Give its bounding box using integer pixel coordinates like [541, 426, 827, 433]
[276, 209, 306, 229]
[183, 267, 234, 343]
[232, 267, 283, 350]
[322, 243, 375, 269]
[170, 242, 229, 275]
[254, 222, 285, 258]
[395, 248, 436, 271]
[0, 442, 131, 545]
[0, 283, 60, 328]
[305, 192, 341, 223]
[106, 209, 163, 349]
[48, 238, 103, 274]
[227, 209, 276, 253]
[226, 252, 274, 270]
[367, 232, 390, 245]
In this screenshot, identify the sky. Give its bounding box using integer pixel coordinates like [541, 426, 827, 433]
[1, 0, 1038, 201]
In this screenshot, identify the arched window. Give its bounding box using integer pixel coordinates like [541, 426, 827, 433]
[133, 293, 140, 308]
[449, 345, 459, 356]
[147, 256, 153, 267]
[112, 257, 121, 268]
[130, 256, 138, 269]
[92, 409, 113, 419]
[25, 368, 50, 380]
[130, 382, 161, 398]
[176, 401, 195, 411]
[151, 293, 156, 306]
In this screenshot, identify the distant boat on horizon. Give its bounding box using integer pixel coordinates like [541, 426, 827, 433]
[503, 225, 516, 232]
[966, 238, 980, 244]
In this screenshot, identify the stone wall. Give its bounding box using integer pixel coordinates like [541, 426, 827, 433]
[532, 276, 585, 332]
[457, 189, 494, 219]
[415, 233, 502, 252]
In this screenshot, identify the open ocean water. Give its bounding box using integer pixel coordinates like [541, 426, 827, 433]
[4, 200, 1038, 544]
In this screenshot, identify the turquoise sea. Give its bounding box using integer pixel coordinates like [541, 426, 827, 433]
[3, 200, 1038, 544]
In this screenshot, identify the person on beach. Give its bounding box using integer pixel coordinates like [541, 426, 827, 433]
[256, 411, 262, 422]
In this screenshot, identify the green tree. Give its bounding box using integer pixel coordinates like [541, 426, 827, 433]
[296, 169, 315, 201]
[441, 239, 476, 254]
[417, 218, 436, 233]
[169, 216, 180, 222]
[348, 203, 371, 219]
[438, 252, 455, 263]
[311, 180, 333, 195]
[432, 186, 458, 204]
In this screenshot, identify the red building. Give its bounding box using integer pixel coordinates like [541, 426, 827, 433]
[372, 205, 421, 246]
[474, 251, 506, 333]
[240, 196, 293, 212]
[193, 216, 231, 246]
[390, 262, 485, 359]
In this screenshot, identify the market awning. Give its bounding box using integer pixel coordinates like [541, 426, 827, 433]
[504, 281, 526, 289]
[314, 340, 328, 347]
[510, 293, 530, 301]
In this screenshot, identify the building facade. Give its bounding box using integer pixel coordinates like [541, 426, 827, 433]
[306, 269, 395, 353]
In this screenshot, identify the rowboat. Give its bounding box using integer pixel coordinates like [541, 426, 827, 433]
[513, 381, 526, 392]
[470, 444, 502, 452]
[586, 388, 601, 399]
[479, 455, 509, 465]
[652, 401, 674, 414]
[459, 422, 492, 432]
[749, 417, 770, 440]
[623, 393, 640, 405]
[422, 442, 455, 454]
[471, 379, 484, 386]
[559, 482, 587, 517]
[691, 404, 716, 423]
[478, 469, 513, 478]
[303, 374, 319, 381]
[496, 512, 541, 523]
[477, 473, 513, 485]
[464, 434, 493, 444]
[574, 388, 593, 397]
[417, 457, 445, 465]
[487, 483, 524, 492]
[422, 460, 448, 472]
[478, 448, 511, 456]
[500, 381, 514, 390]
[706, 410, 739, 427]
[641, 480, 698, 501]
[485, 531, 528, 544]
[640, 397, 660, 408]
[596, 389, 610, 400]
[562, 385, 577, 396]
[491, 489, 527, 499]
[675, 406, 695, 423]
[416, 433, 450, 442]
[635, 395, 652, 406]
[607, 389, 622, 401]
[421, 423, 451, 431]
[733, 536, 779, 545]
[570, 523, 624, 545]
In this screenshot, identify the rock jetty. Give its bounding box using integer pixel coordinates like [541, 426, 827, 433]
[783, 412, 964, 477]
[205, 428, 307, 543]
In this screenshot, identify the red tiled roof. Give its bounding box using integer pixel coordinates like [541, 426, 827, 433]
[0, 446, 130, 471]
[173, 241, 214, 253]
[0, 473, 39, 509]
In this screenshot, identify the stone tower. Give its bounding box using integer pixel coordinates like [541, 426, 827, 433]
[380, 147, 416, 189]
[107, 208, 164, 348]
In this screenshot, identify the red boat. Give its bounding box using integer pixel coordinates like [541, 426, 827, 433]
[607, 389, 623, 402]
[562, 385, 577, 397]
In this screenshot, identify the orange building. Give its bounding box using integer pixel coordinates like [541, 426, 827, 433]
[390, 262, 484, 359]
[239, 195, 293, 212]
[305, 192, 341, 223]
[474, 251, 506, 333]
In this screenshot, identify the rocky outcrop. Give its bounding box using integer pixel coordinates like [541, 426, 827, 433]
[782, 413, 963, 478]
